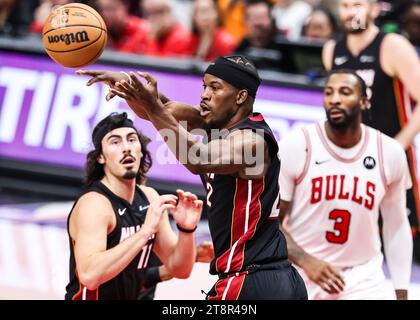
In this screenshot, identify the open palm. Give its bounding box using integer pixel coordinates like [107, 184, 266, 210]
[171, 189, 203, 231]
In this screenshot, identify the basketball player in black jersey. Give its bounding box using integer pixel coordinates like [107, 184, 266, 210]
[65, 112, 203, 300]
[323, 0, 420, 262]
[78, 55, 308, 300]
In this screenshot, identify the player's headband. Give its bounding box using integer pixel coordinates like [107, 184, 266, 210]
[93, 112, 137, 147]
[204, 56, 261, 98]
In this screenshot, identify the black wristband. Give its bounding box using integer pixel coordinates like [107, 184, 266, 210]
[176, 223, 197, 233]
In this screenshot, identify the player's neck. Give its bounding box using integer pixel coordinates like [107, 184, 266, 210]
[324, 121, 362, 148]
[224, 108, 253, 129]
[346, 24, 379, 57]
[101, 175, 136, 204]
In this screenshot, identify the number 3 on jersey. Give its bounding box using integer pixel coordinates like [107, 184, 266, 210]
[326, 209, 351, 244]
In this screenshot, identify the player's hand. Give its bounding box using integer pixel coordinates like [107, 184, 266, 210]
[144, 194, 177, 234]
[75, 70, 128, 100]
[170, 189, 203, 232]
[301, 255, 345, 294]
[196, 241, 214, 263]
[110, 71, 160, 114]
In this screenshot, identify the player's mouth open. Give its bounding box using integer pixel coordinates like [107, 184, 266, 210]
[121, 156, 135, 165]
[200, 103, 211, 117]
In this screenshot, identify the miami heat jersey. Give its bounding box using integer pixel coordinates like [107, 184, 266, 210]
[201, 113, 288, 275]
[332, 32, 412, 138]
[65, 181, 154, 300]
[279, 122, 411, 268]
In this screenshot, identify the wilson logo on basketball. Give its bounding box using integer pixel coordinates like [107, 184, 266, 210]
[47, 31, 90, 45]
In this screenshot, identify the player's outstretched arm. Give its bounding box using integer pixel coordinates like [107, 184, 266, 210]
[111, 72, 268, 177]
[279, 200, 345, 294]
[76, 70, 205, 130]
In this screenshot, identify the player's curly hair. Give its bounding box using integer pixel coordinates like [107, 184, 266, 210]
[84, 113, 152, 186]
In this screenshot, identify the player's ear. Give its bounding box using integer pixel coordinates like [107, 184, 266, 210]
[236, 89, 248, 105]
[360, 96, 369, 111]
[97, 154, 105, 164]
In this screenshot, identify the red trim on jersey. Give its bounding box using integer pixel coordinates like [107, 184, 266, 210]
[394, 79, 420, 231]
[215, 178, 264, 273]
[316, 122, 370, 163]
[249, 114, 264, 122]
[296, 127, 312, 185]
[393, 79, 411, 128]
[376, 130, 388, 190]
[72, 285, 98, 300]
[71, 283, 83, 300]
[208, 273, 246, 300]
[407, 145, 420, 230]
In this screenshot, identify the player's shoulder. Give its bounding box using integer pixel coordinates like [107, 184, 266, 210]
[138, 185, 160, 201]
[78, 190, 111, 207]
[72, 191, 114, 219]
[376, 129, 406, 160]
[382, 32, 413, 52]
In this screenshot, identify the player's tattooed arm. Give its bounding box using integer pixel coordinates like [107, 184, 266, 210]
[279, 200, 345, 294]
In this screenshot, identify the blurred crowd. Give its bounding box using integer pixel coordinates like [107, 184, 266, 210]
[0, 0, 419, 74]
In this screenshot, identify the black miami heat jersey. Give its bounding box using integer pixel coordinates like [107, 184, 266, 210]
[65, 181, 154, 300]
[332, 31, 420, 239]
[201, 113, 288, 275]
[332, 32, 408, 138]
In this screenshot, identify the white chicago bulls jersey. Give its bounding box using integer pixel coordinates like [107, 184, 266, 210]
[279, 122, 411, 268]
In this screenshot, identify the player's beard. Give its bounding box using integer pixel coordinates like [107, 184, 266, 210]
[344, 16, 370, 34]
[326, 103, 361, 130]
[122, 169, 137, 180]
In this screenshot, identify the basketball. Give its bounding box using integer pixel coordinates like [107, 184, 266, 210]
[42, 3, 107, 68]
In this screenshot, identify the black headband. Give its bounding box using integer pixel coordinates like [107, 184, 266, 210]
[93, 116, 136, 147]
[205, 56, 261, 98]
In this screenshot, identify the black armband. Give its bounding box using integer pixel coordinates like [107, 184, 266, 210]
[176, 223, 197, 233]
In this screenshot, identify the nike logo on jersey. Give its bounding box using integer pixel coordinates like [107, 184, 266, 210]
[118, 208, 127, 216]
[139, 205, 150, 212]
[334, 56, 348, 65]
[360, 55, 375, 63]
[315, 159, 330, 165]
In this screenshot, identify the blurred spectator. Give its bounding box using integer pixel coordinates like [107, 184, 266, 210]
[171, 0, 194, 29]
[301, 7, 337, 42]
[30, 0, 73, 34]
[188, 0, 236, 61]
[272, 0, 312, 40]
[95, 0, 148, 53]
[141, 0, 193, 57]
[400, 0, 420, 54]
[0, 0, 32, 36]
[235, 0, 296, 72]
[217, 0, 247, 44]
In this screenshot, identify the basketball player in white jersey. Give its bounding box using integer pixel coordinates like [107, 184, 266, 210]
[278, 70, 413, 300]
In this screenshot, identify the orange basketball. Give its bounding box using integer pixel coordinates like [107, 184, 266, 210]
[42, 3, 107, 68]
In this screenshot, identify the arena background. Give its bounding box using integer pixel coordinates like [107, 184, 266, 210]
[1, 0, 420, 299]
